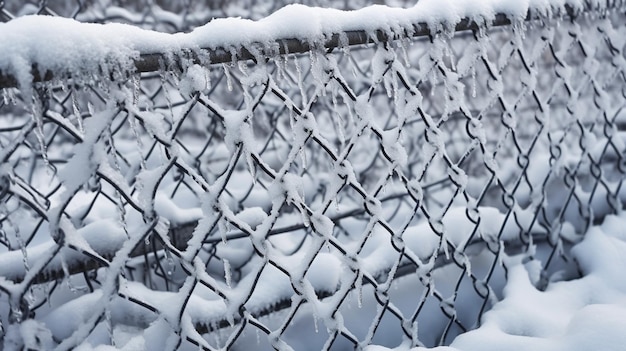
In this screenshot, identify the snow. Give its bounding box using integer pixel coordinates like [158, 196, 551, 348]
[2, 0, 626, 350]
[57, 108, 119, 194]
[0, 220, 127, 282]
[0, 0, 605, 94]
[364, 213, 626, 351]
[178, 64, 210, 96]
[30, 209, 612, 350]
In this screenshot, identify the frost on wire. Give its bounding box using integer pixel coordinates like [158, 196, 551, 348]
[1, 0, 626, 350]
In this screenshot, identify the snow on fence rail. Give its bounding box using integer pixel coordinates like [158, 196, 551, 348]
[1, 0, 626, 350]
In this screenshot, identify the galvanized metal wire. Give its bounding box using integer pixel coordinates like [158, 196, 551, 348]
[1, 1, 625, 350]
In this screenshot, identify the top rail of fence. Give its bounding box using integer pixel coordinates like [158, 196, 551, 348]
[0, 0, 621, 90]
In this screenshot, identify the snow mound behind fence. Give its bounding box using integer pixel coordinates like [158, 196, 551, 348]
[0, 0, 625, 350]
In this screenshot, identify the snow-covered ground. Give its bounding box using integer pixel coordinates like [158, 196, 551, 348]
[1, 0, 626, 350]
[10, 212, 626, 351]
[366, 213, 626, 351]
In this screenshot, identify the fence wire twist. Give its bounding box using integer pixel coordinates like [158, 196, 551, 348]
[1, 1, 626, 350]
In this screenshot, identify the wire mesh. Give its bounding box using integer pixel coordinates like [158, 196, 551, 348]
[1, 1, 626, 350]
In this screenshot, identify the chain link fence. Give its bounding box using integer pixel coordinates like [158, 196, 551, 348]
[1, 1, 626, 350]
